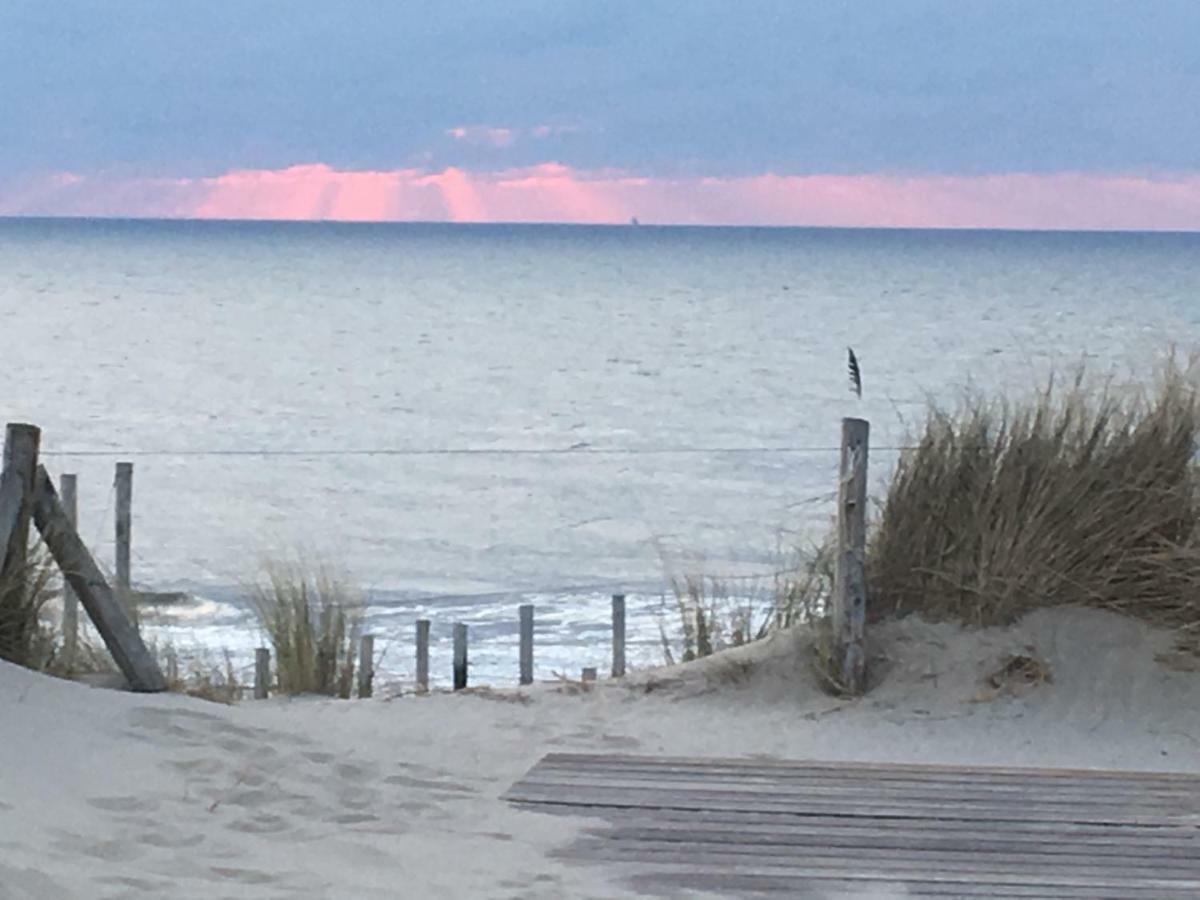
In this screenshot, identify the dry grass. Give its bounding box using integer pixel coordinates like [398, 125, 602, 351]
[659, 543, 834, 665]
[158, 644, 243, 703]
[0, 543, 60, 668]
[870, 359, 1200, 650]
[249, 561, 362, 697]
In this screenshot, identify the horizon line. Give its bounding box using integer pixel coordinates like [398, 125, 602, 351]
[3, 212, 1198, 238]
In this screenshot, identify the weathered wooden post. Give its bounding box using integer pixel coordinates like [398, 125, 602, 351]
[833, 417, 870, 694]
[518, 603, 534, 686]
[611, 593, 626, 677]
[114, 462, 132, 609]
[165, 645, 179, 685]
[254, 647, 271, 699]
[60, 473, 79, 669]
[452, 622, 468, 691]
[0, 424, 40, 586]
[358, 634, 375, 698]
[31, 466, 166, 691]
[581, 666, 597, 683]
[415, 618, 430, 692]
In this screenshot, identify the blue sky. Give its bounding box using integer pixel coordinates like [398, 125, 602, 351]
[2, 0, 1199, 179]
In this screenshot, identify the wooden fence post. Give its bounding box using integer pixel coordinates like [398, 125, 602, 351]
[415, 619, 430, 693]
[581, 667, 597, 683]
[0, 424, 40, 586]
[31, 466, 166, 692]
[452, 623, 468, 691]
[60, 473, 79, 669]
[358, 634, 374, 698]
[254, 647, 270, 699]
[611, 593, 626, 677]
[519, 603, 534, 686]
[834, 417, 870, 694]
[114, 462, 132, 609]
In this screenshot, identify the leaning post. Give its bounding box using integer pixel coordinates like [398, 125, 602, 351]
[254, 647, 271, 699]
[60, 473, 79, 669]
[833, 417, 870, 694]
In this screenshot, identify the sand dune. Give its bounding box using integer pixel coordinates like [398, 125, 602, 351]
[1, 606, 1197, 899]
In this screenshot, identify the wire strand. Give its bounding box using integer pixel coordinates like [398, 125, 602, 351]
[40, 444, 915, 459]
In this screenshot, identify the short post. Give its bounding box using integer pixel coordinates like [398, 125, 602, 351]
[114, 462, 133, 608]
[833, 417, 870, 694]
[581, 666, 597, 683]
[611, 593, 626, 677]
[358, 634, 375, 699]
[452, 622, 468, 691]
[415, 619, 430, 692]
[518, 603, 534, 686]
[254, 647, 271, 699]
[60, 473, 79, 669]
[165, 645, 179, 685]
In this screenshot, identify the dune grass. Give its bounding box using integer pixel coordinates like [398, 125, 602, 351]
[0, 543, 60, 668]
[869, 359, 1200, 649]
[660, 543, 834, 665]
[249, 561, 362, 697]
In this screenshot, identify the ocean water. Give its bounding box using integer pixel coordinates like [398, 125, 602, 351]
[2, 218, 1199, 685]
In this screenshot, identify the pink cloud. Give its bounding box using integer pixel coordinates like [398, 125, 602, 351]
[445, 125, 517, 148]
[4, 164, 1200, 231]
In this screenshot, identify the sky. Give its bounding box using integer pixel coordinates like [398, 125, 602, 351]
[2, 1, 1199, 229]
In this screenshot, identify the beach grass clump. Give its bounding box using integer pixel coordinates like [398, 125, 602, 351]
[0, 543, 60, 668]
[659, 544, 834, 665]
[869, 359, 1200, 646]
[249, 561, 362, 697]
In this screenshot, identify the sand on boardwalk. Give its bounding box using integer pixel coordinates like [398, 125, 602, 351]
[1, 606, 1198, 899]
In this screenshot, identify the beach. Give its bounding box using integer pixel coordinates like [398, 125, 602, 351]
[2, 605, 1196, 899]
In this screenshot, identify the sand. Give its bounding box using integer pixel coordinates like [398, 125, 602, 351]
[1, 606, 1198, 899]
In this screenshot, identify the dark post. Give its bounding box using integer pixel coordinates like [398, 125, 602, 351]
[834, 417, 870, 694]
[519, 603, 534, 686]
[415, 618, 430, 692]
[452, 622, 468, 691]
[611, 593, 626, 677]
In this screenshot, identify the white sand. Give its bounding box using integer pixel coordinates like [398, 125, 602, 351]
[1, 606, 1198, 899]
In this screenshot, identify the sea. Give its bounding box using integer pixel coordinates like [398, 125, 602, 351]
[2, 218, 1198, 686]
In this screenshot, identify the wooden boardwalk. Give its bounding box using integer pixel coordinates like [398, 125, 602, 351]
[505, 753, 1200, 898]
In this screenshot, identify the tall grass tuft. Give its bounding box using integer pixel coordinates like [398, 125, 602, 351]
[660, 543, 834, 664]
[0, 544, 60, 668]
[870, 359, 1200, 645]
[249, 561, 362, 697]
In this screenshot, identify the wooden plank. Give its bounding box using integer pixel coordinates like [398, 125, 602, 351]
[591, 822, 1200, 857]
[631, 870, 1195, 899]
[537, 751, 1200, 784]
[516, 777, 1200, 811]
[566, 836, 1200, 875]
[833, 416, 869, 692]
[562, 847, 1200, 889]
[0, 424, 39, 588]
[506, 786, 1191, 825]
[513, 800, 1198, 841]
[30, 466, 166, 692]
[532, 754, 1200, 788]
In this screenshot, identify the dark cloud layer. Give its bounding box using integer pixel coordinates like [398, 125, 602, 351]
[2, 1, 1198, 178]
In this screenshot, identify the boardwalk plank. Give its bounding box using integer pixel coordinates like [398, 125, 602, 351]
[507, 753, 1200, 898]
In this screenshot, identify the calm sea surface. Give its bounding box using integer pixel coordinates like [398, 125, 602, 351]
[2, 218, 1199, 682]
